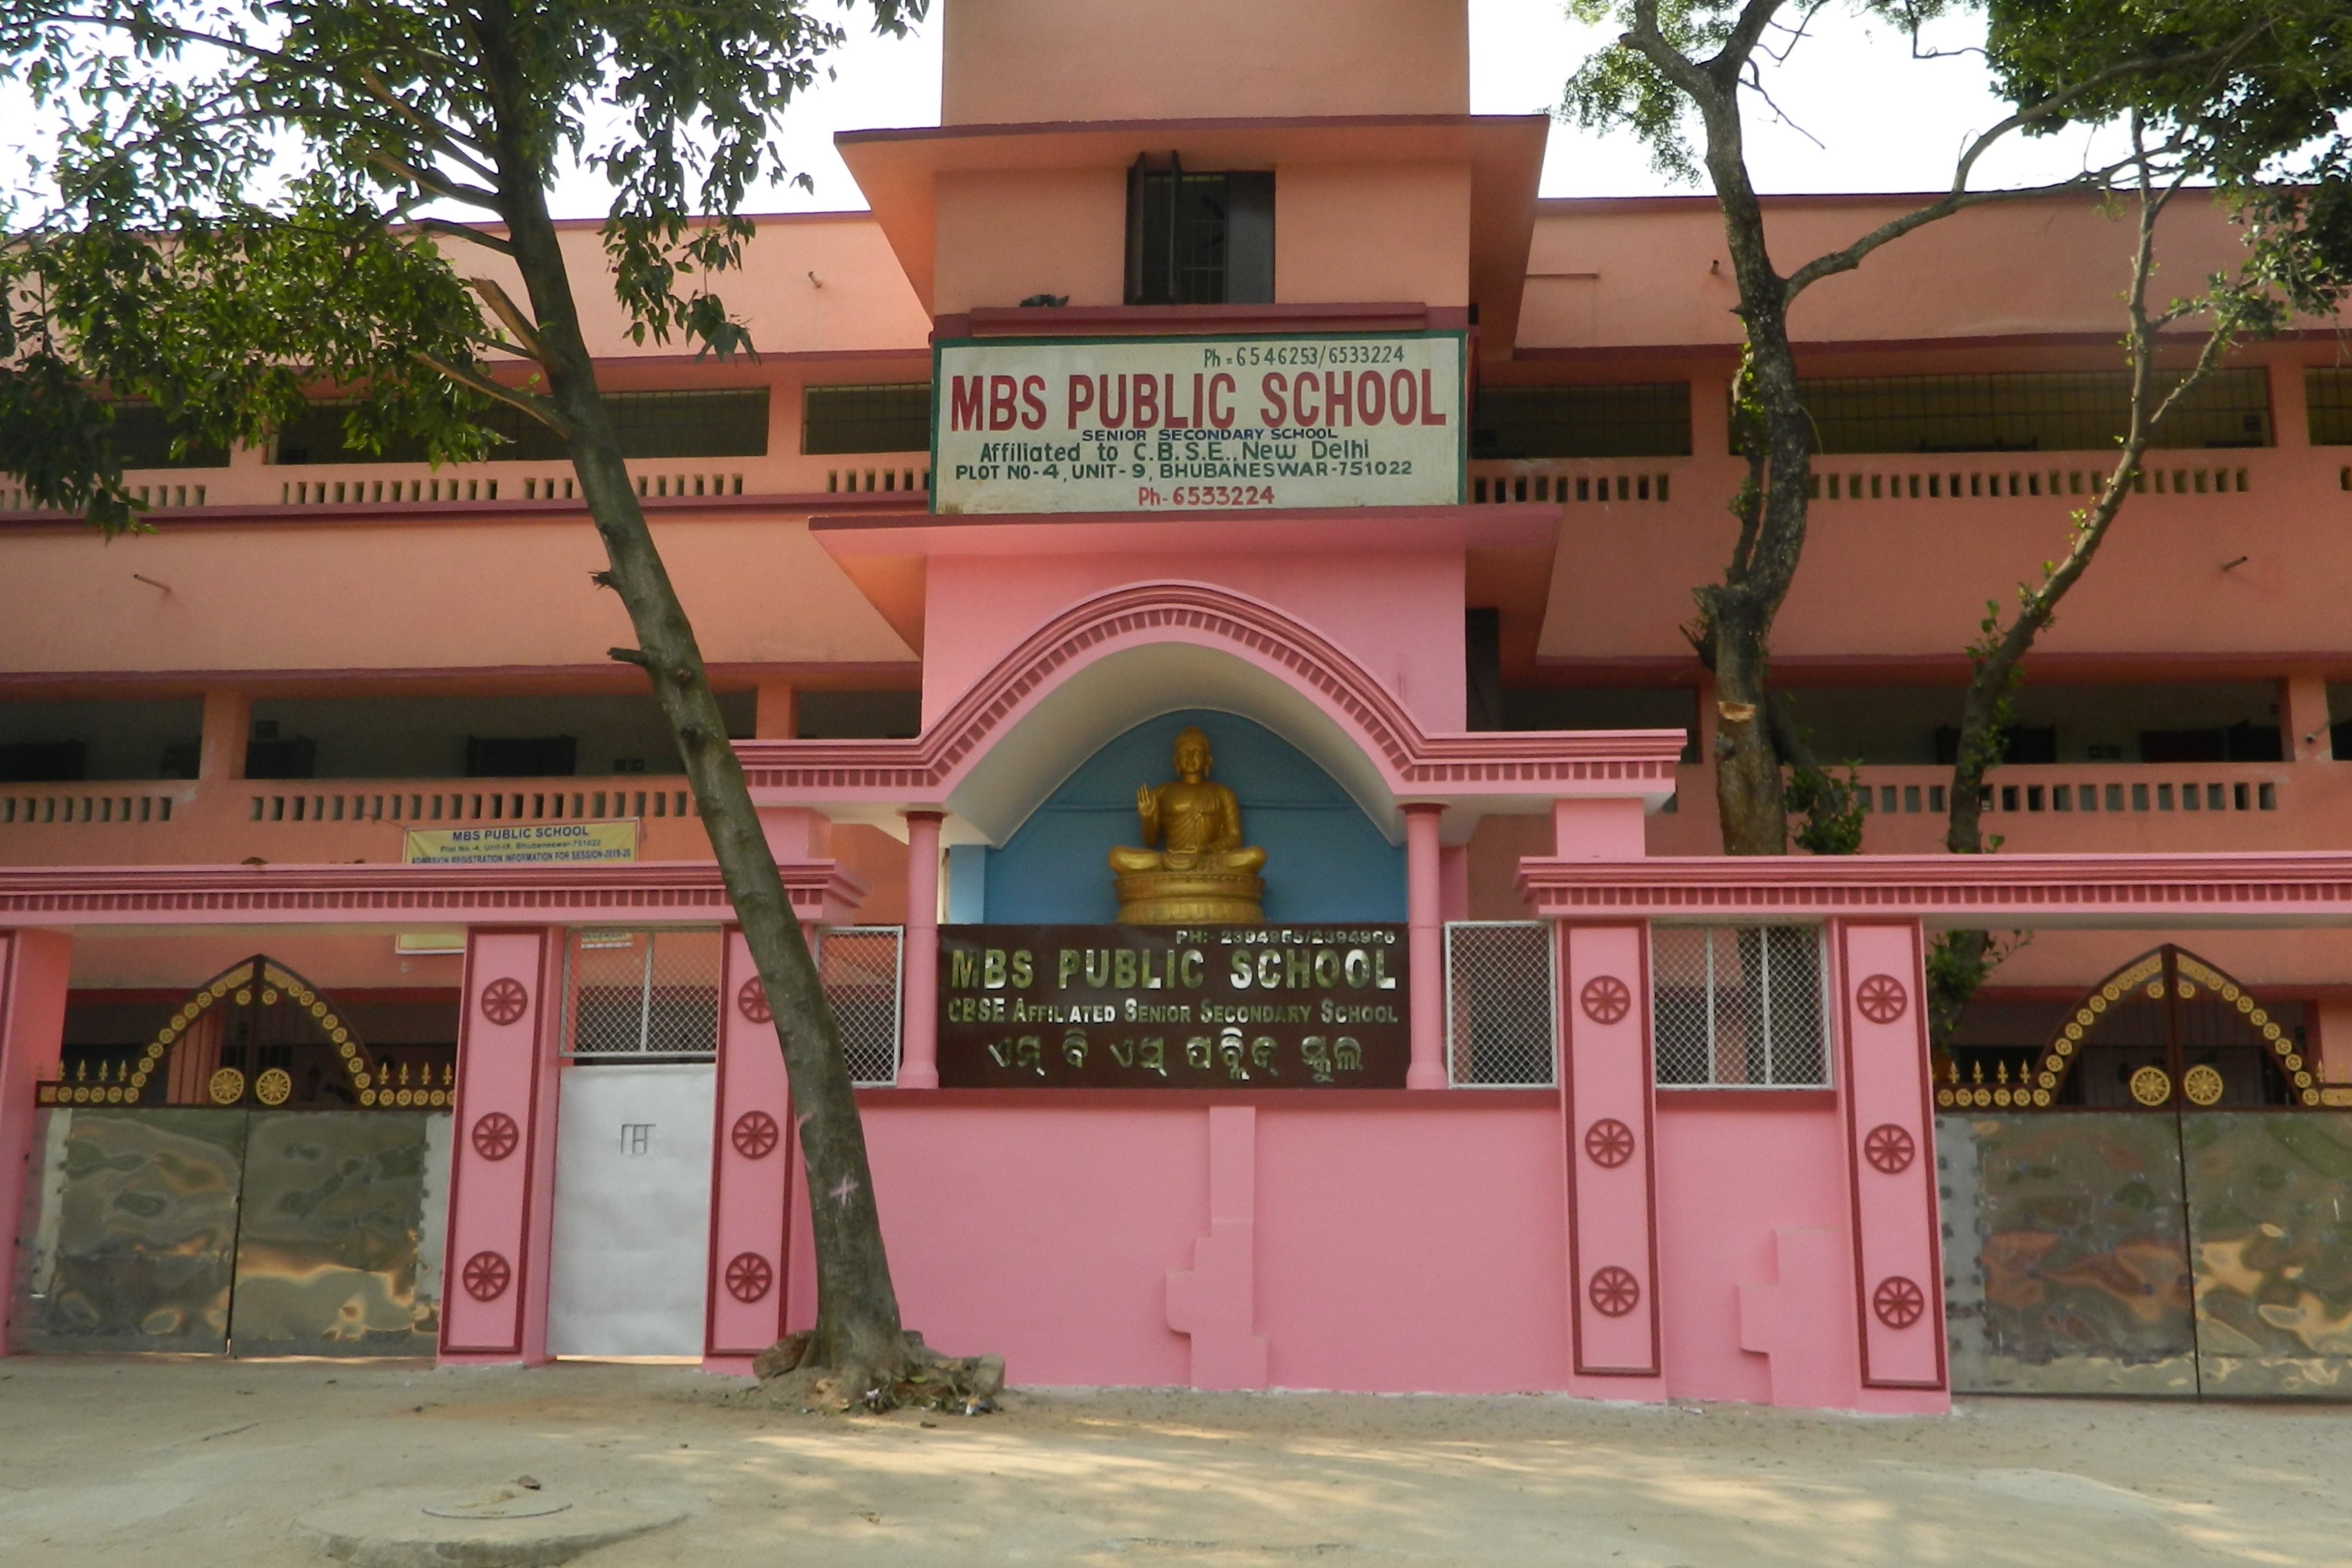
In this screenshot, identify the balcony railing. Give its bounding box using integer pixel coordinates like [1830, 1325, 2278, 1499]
[1842, 763, 2286, 820]
[244, 781, 697, 825]
[0, 784, 191, 825]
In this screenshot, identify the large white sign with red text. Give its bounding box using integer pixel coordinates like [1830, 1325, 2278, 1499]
[931, 332, 1466, 514]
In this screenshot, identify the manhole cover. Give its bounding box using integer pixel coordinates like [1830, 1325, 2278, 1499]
[421, 1491, 575, 1520]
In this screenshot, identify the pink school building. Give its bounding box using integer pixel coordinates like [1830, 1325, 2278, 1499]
[4, 1, 2350, 1407]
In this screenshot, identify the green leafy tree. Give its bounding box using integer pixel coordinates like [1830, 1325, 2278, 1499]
[0, 0, 957, 1399]
[1924, 4, 2352, 1029]
[1562, 0, 2346, 857]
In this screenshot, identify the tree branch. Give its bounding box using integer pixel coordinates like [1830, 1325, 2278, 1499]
[411, 351, 564, 432]
[465, 276, 548, 361]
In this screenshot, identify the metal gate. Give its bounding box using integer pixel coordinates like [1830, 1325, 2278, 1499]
[1938, 947, 2352, 1398]
[10, 1107, 452, 1355]
[544, 1062, 715, 1357]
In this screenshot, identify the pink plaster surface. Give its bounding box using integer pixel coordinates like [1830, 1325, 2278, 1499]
[1165, 1105, 1268, 1389]
[846, 1103, 1207, 1386]
[0, 929, 70, 1353]
[1652, 1099, 1846, 1408]
[920, 554, 1472, 735]
[1833, 921, 1947, 1392]
[1252, 1100, 1570, 1393]
[441, 928, 560, 1361]
[705, 928, 796, 1360]
[1560, 924, 1662, 1379]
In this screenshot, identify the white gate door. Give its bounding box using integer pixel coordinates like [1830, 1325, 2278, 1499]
[546, 1062, 714, 1357]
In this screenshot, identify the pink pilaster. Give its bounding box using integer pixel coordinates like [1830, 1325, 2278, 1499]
[1165, 1105, 1268, 1388]
[440, 926, 564, 1364]
[1404, 803, 1446, 1089]
[899, 810, 946, 1089]
[1830, 919, 1947, 1406]
[705, 925, 803, 1368]
[1558, 921, 1663, 1386]
[0, 928, 70, 1354]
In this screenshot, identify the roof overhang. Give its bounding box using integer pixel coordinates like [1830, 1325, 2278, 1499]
[835, 115, 1549, 354]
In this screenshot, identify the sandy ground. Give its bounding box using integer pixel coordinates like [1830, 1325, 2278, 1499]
[0, 1358, 2346, 1567]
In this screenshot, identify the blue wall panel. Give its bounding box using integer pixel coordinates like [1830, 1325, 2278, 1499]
[981, 709, 1403, 924]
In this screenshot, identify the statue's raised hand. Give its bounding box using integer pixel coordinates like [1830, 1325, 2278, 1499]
[1136, 784, 1157, 822]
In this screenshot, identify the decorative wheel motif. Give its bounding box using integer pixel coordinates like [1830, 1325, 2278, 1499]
[2182, 1064, 2226, 1107]
[207, 1066, 245, 1105]
[479, 978, 530, 1026]
[1579, 975, 1633, 1026]
[1587, 1265, 1642, 1319]
[736, 977, 772, 1025]
[254, 1067, 293, 1107]
[461, 1250, 513, 1302]
[1583, 1118, 1637, 1169]
[1862, 1123, 1916, 1175]
[724, 1252, 774, 1303]
[1872, 1275, 1926, 1330]
[2129, 1064, 2174, 1107]
[1855, 974, 1910, 1026]
[470, 1111, 522, 1162]
[732, 1110, 781, 1160]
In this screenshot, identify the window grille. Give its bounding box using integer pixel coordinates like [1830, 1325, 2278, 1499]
[1651, 925, 1827, 1088]
[108, 403, 229, 469]
[803, 383, 933, 455]
[1757, 369, 2271, 455]
[1445, 921, 1556, 1087]
[564, 927, 722, 1060]
[1125, 155, 1274, 306]
[2310, 369, 2352, 446]
[277, 390, 769, 465]
[1473, 384, 1693, 459]
[819, 926, 903, 1087]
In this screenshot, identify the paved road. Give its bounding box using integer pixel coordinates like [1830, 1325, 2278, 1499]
[0, 1358, 2344, 1565]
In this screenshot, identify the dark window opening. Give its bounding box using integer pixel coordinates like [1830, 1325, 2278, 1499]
[1465, 609, 1503, 732]
[1125, 155, 1274, 307]
[108, 403, 229, 469]
[1933, 725, 2058, 766]
[1757, 369, 2273, 455]
[2310, 367, 2352, 446]
[2138, 723, 2282, 764]
[245, 735, 318, 780]
[275, 390, 769, 465]
[1474, 383, 1692, 459]
[465, 735, 579, 778]
[0, 740, 88, 783]
[803, 384, 931, 454]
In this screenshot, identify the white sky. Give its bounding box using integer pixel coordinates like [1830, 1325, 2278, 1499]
[542, 0, 2132, 220]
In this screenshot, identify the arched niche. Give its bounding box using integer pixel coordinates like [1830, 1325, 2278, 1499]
[943, 638, 1410, 849]
[977, 708, 1404, 924]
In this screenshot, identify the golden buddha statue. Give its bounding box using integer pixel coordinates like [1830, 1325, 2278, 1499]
[1109, 726, 1267, 925]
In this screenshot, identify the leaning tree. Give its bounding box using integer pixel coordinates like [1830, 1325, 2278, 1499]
[0, 0, 952, 1399]
[1562, 0, 2345, 856]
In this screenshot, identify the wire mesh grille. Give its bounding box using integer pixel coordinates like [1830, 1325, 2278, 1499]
[2311, 368, 2352, 446]
[1651, 925, 1827, 1088]
[819, 926, 903, 1087]
[1446, 922, 1556, 1087]
[565, 928, 722, 1060]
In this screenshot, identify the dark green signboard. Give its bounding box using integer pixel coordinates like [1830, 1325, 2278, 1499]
[938, 924, 1409, 1088]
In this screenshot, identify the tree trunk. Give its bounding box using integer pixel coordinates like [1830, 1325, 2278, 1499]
[488, 152, 906, 1377]
[1691, 90, 1815, 857]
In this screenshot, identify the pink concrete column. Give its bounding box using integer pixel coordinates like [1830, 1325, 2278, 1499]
[441, 926, 564, 1364]
[1830, 919, 1948, 1406]
[706, 924, 805, 1368]
[198, 689, 249, 781]
[1404, 803, 1446, 1090]
[2282, 674, 2333, 762]
[2315, 997, 2352, 1085]
[1558, 921, 1662, 1386]
[0, 929, 71, 1354]
[899, 810, 946, 1089]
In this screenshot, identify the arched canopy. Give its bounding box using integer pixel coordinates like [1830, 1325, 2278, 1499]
[738, 580, 1685, 844]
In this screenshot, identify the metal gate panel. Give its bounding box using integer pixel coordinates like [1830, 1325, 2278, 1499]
[2183, 1113, 2352, 1397]
[227, 1111, 452, 1357]
[546, 1062, 714, 1357]
[10, 1109, 249, 1353]
[1938, 1111, 2196, 1395]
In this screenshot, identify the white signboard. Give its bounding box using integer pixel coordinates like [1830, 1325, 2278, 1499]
[931, 332, 1466, 515]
